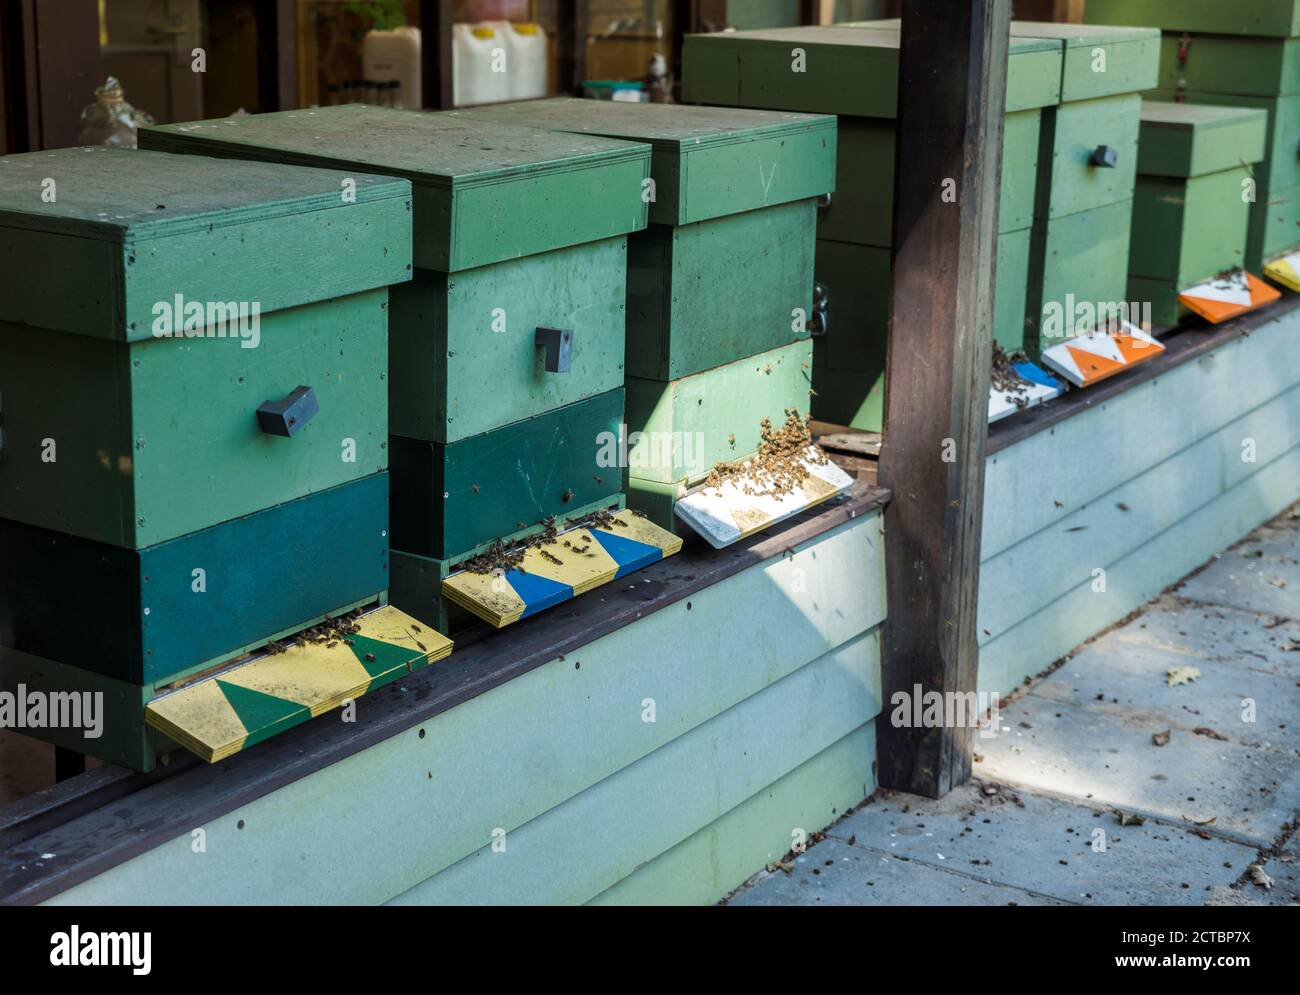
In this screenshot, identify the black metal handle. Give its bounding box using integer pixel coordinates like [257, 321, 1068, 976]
[809, 282, 829, 338]
[1089, 145, 1118, 169]
[816, 191, 832, 209]
[257, 385, 319, 437]
[535, 327, 573, 373]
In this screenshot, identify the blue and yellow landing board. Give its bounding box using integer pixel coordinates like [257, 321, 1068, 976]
[442, 509, 683, 627]
[144, 606, 451, 763]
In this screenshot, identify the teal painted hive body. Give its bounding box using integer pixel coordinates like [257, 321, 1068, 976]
[141, 106, 653, 588]
[682, 23, 1062, 430]
[0, 147, 412, 765]
[449, 98, 835, 381]
[1129, 101, 1268, 325]
[1087, 1, 1300, 269]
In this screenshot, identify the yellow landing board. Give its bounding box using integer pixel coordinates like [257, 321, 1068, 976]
[1264, 251, 1300, 293]
[145, 606, 451, 763]
[443, 509, 683, 628]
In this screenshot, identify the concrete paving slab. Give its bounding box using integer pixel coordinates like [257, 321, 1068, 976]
[1033, 640, 1300, 752]
[1111, 596, 1300, 680]
[726, 836, 1067, 906]
[975, 695, 1300, 847]
[1256, 830, 1300, 904]
[1175, 530, 1300, 618]
[817, 784, 1254, 906]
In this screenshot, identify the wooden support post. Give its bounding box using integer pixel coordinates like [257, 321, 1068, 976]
[421, 0, 454, 109]
[876, 0, 1009, 798]
[555, 0, 589, 96]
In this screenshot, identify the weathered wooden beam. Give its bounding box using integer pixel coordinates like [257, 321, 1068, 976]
[877, 0, 1009, 797]
[421, 0, 454, 109]
[555, 0, 589, 96]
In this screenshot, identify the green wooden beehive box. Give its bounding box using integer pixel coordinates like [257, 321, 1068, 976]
[1085, 0, 1300, 38]
[0, 146, 412, 689]
[623, 340, 813, 528]
[1145, 88, 1300, 269]
[141, 106, 652, 570]
[1128, 101, 1268, 325]
[449, 98, 836, 381]
[1155, 33, 1300, 98]
[681, 25, 1061, 427]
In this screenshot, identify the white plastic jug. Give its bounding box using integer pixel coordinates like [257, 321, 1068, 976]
[363, 27, 422, 110]
[486, 21, 548, 100]
[453, 23, 511, 106]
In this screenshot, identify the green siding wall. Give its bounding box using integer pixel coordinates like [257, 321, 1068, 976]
[979, 306, 1300, 695]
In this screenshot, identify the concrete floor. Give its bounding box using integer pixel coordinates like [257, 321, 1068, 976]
[727, 502, 1300, 906]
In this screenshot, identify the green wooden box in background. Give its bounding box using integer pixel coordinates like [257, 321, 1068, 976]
[1087, 0, 1300, 270]
[682, 23, 1062, 430]
[1129, 101, 1268, 325]
[142, 107, 652, 605]
[0, 147, 412, 765]
[1002, 22, 1158, 352]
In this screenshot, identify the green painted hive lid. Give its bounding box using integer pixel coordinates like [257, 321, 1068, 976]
[141, 105, 652, 273]
[1137, 100, 1268, 177]
[447, 98, 835, 227]
[0, 146, 412, 341]
[1010, 21, 1160, 102]
[681, 25, 1062, 117]
[1086, 0, 1300, 38]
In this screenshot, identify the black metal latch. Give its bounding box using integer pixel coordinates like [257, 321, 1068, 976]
[257, 385, 319, 437]
[535, 327, 573, 373]
[816, 192, 832, 210]
[1089, 145, 1119, 168]
[809, 282, 830, 338]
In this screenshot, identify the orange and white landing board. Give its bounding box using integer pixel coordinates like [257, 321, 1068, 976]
[1263, 251, 1300, 293]
[674, 446, 853, 549]
[1039, 321, 1165, 389]
[1178, 269, 1280, 323]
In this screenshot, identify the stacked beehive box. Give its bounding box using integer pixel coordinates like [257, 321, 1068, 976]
[992, 23, 1156, 352]
[142, 106, 661, 630]
[1087, 0, 1300, 273]
[450, 98, 836, 528]
[680, 25, 1063, 430]
[0, 147, 449, 769]
[1130, 102, 1270, 325]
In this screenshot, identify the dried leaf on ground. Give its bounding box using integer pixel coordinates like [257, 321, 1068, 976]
[1152, 729, 1172, 746]
[1249, 864, 1274, 890]
[1166, 666, 1201, 687]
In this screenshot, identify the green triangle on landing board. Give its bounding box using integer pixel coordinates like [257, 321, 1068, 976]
[215, 679, 312, 749]
[345, 632, 421, 683]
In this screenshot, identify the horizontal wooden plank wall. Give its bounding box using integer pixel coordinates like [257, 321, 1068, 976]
[979, 304, 1300, 695]
[44, 509, 885, 906]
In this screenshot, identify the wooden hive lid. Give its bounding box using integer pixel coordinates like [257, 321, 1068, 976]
[141, 105, 652, 272]
[0, 146, 412, 339]
[681, 24, 1061, 117]
[1137, 100, 1269, 177]
[448, 97, 836, 226]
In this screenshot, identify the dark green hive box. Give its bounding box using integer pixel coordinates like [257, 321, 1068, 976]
[1085, 0, 1300, 38]
[682, 26, 1064, 116]
[1129, 101, 1268, 324]
[1156, 33, 1300, 97]
[449, 98, 835, 380]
